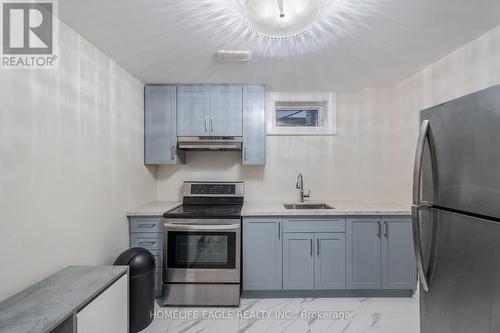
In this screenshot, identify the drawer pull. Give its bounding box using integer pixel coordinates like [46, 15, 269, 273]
[138, 223, 155, 228]
[139, 241, 156, 246]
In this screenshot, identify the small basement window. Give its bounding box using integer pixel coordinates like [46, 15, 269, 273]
[274, 101, 325, 128]
[276, 109, 319, 127]
[267, 94, 337, 135]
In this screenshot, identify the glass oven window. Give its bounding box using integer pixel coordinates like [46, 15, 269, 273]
[167, 231, 236, 269]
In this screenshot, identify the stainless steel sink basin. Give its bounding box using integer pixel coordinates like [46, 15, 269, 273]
[283, 203, 334, 210]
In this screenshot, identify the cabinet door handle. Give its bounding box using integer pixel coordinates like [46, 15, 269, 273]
[317, 239, 320, 256]
[139, 241, 155, 246]
[243, 147, 247, 161]
[384, 221, 388, 237]
[210, 118, 213, 132]
[377, 221, 381, 237]
[204, 117, 208, 132]
[171, 146, 175, 160]
[278, 222, 280, 239]
[310, 239, 313, 256]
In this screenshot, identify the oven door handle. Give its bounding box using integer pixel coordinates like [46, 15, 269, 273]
[164, 223, 240, 231]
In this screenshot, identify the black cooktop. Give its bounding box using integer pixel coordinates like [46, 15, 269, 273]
[163, 204, 243, 219]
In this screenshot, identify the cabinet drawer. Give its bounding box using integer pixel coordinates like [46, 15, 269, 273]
[130, 233, 163, 250]
[130, 217, 164, 233]
[155, 273, 162, 297]
[283, 218, 345, 233]
[149, 249, 163, 268]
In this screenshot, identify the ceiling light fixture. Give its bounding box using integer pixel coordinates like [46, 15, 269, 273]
[245, 0, 320, 39]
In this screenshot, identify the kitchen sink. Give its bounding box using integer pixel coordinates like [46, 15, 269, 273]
[283, 203, 334, 210]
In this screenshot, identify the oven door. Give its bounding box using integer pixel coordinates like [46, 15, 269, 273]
[163, 219, 240, 283]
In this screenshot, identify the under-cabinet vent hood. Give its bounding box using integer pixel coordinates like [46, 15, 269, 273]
[178, 136, 242, 151]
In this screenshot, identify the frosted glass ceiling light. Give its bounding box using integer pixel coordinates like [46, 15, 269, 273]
[245, 0, 320, 39]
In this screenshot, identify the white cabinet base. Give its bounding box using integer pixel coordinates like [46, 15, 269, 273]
[77, 274, 128, 333]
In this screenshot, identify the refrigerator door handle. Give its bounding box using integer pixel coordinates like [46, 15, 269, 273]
[412, 119, 430, 292]
[413, 119, 430, 206]
[412, 204, 430, 292]
[412, 119, 438, 293]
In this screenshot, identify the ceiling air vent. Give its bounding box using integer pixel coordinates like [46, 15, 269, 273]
[216, 50, 251, 62]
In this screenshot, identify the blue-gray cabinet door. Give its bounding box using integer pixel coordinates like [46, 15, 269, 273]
[346, 218, 382, 289]
[209, 85, 243, 136]
[242, 85, 266, 165]
[381, 218, 417, 289]
[144, 85, 185, 165]
[243, 218, 282, 290]
[283, 233, 314, 290]
[177, 85, 210, 136]
[314, 233, 346, 289]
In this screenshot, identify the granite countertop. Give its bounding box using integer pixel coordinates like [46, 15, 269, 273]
[126, 201, 181, 216]
[0, 265, 128, 333]
[127, 200, 410, 217]
[241, 201, 411, 216]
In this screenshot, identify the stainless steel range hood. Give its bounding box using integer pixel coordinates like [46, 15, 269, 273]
[177, 136, 242, 151]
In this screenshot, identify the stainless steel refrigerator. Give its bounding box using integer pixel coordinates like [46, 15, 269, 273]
[413, 84, 500, 333]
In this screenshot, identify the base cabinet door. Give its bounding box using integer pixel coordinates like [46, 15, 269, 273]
[314, 233, 346, 289]
[381, 218, 417, 289]
[283, 233, 314, 290]
[76, 274, 128, 333]
[243, 218, 282, 290]
[346, 218, 382, 289]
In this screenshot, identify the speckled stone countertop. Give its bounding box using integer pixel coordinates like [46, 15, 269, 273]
[127, 201, 410, 217]
[0, 265, 128, 333]
[241, 201, 411, 216]
[126, 201, 181, 216]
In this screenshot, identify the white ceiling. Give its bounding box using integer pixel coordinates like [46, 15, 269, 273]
[59, 0, 500, 92]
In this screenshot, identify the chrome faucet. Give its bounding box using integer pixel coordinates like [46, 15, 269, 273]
[296, 173, 310, 203]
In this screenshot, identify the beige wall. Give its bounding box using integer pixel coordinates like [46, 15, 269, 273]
[156, 88, 405, 203]
[393, 24, 500, 204]
[0, 21, 155, 301]
[157, 24, 500, 204]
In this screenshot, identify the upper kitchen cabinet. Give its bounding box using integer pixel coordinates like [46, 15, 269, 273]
[177, 85, 211, 136]
[242, 85, 266, 165]
[144, 85, 185, 165]
[145, 84, 266, 165]
[177, 84, 243, 137]
[209, 85, 243, 136]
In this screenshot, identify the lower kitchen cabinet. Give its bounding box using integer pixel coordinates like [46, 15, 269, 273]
[315, 233, 346, 289]
[283, 233, 315, 290]
[243, 218, 282, 290]
[129, 216, 164, 297]
[381, 218, 417, 289]
[242, 216, 415, 295]
[283, 232, 345, 290]
[76, 274, 128, 333]
[346, 217, 382, 289]
[346, 217, 416, 290]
